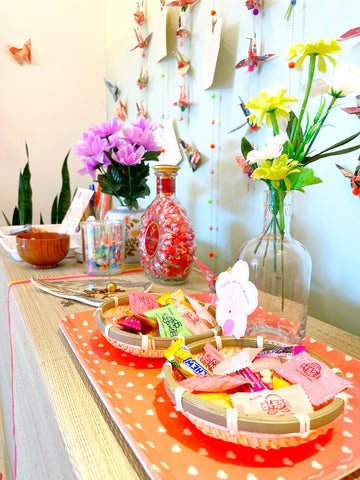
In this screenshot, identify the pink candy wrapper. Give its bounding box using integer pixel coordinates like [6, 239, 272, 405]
[179, 373, 253, 393]
[129, 291, 160, 314]
[237, 367, 267, 392]
[213, 348, 262, 376]
[173, 302, 210, 335]
[250, 355, 282, 373]
[256, 345, 306, 359]
[186, 295, 217, 327]
[274, 351, 351, 406]
[198, 342, 225, 373]
[230, 384, 314, 416]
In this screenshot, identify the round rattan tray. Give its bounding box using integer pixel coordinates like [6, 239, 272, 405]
[95, 294, 221, 358]
[162, 336, 348, 449]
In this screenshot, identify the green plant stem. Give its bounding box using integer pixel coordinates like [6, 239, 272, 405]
[127, 165, 133, 201]
[291, 55, 316, 146]
[303, 96, 337, 160]
[270, 111, 280, 136]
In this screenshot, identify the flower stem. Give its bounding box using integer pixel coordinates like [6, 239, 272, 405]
[270, 111, 280, 136]
[291, 54, 316, 146]
[128, 165, 133, 200]
[303, 97, 337, 160]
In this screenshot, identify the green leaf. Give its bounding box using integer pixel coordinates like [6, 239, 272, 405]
[305, 143, 360, 163]
[51, 196, 58, 224]
[57, 151, 71, 222]
[39, 213, 44, 225]
[143, 150, 161, 162]
[310, 131, 360, 157]
[241, 137, 253, 158]
[288, 167, 322, 192]
[18, 161, 33, 225]
[2, 211, 11, 226]
[12, 207, 20, 226]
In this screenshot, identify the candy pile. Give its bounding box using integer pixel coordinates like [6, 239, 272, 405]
[165, 340, 352, 415]
[102, 290, 216, 338]
[138, 196, 196, 283]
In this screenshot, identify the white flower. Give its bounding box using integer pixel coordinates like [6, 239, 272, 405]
[331, 61, 360, 97]
[247, 134, 288, 165]
[302, 61, 360, 98]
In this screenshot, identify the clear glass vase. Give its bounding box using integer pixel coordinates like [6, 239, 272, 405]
[237, 190, 312, 345]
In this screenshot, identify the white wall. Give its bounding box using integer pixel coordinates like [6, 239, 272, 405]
[0, 0, 106, 224]
[1, 0, 359, 336]
[105, 0, 360, 336]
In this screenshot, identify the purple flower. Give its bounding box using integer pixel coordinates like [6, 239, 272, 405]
[88, 116, 123, 138]
[122, 116, 160, 151]
[112, 143, 146, 166]
[77, 157, 101, 180]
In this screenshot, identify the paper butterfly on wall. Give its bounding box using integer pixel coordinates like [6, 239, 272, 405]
[215, 259, 258, 338]
[7, 38, 31, 65]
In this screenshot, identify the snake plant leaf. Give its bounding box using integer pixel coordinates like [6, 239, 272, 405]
[57, 151, 71, 223]
[18, 161, 33, 225]
[51, 195, 58, 224]
[39, 213, 44, 225]
[12, 207, 20, 226]
[2, 211, 11, 226]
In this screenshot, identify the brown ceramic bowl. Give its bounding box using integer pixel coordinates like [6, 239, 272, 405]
[16, 231, 70, 269]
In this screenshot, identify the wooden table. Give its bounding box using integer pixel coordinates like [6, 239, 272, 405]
[0, 248, 359, 480]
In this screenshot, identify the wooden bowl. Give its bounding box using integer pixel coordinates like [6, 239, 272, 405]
[16, 231, 70, 269]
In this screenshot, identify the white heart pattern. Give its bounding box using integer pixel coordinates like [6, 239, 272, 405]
[146, 409, 154, 416]
[311, 461, 322, 469]
[158, 426, 167, 433]
[171, 444, 182, 453]
[342, 446, 352, 454]
[283, 458, 294, 466]
[188, 466, 199, 476]
[342, 430, 353, 438]
[135, 395, 144, 401]
[226, 451, 236, 459]
[157, 397, 166, 403]
[216, 470, 228, 479]
[345, 355, 352, 361]
[183, 428, 192, 436]
[254, 454, 265, 462]
[199, 448, 208, 456]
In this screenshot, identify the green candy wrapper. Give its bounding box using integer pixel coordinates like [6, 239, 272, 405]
[145, 304, 192, 338]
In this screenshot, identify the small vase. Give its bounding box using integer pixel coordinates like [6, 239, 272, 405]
[237, 190, 312, 345]
[105, 206, 144, 263]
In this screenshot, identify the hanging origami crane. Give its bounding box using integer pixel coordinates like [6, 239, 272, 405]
[165, 0, 199, 6]
[245, 0, 262, 15]
[336, 158, 360, 197]
[174, 85, 192, 111]
[337, 26, 360, 41]
[6, 38, 31, 65]
[137, 68, 149, 89]
[176, 13, 189, 38]
[104, 78, 120, 103]
[136, 101, 148, 118]
[228, 96, 258, 133]
[113, 100, 127, 121]
[234, 35, 274, 72]
[179, 139, 201, 171]
[130, 26, 153, 51]
[134, 1, 145, 25]
[342, 95, 360, 117]
[173, 49, 190, 77]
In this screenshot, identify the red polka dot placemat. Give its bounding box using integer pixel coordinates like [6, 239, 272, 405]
[59, 309, 360, 480]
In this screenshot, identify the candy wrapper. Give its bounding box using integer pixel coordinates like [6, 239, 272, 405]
[213, 348, 262, 375]
[145, 304, 192, 338]
[173, 302, 210, 335]
[128, 291, 160, 314]
[274, 351, 351, 406]
[179, 373, 253, 393]
[196, 392, 233, 409]
[197, 342, 224, 372]
[230, 384, 314, 416]
[237, 367, 267, 392]
[165, 339, 211, 378]
[256, 345, 306, 359]
[186, 295, 217, 327]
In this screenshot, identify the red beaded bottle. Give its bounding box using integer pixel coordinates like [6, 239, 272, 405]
[138, 165, 196, 285]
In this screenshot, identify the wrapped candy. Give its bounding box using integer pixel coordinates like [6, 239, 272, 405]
[138, 165, 196, 285]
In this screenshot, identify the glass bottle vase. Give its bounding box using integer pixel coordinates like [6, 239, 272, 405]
[237, 190, 312, 345]
[138, 165, 196, 285]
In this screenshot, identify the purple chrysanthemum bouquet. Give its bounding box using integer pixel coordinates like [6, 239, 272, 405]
[73, 116, 160, 210]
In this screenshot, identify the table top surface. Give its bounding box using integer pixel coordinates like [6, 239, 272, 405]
[1, 248, 359, 480]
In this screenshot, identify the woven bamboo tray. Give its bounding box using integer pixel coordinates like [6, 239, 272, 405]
[95, 294, 221, 358]
[162, 336, 348, 449]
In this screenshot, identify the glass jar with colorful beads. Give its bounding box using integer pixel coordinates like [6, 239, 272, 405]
[138, 165, 196, 285]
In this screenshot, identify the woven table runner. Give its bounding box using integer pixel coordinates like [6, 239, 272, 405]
[60, 306, 360, 480]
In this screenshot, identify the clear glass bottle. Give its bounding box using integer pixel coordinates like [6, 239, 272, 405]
[237, 190, 312, 344]
[138, 165, 196, 285]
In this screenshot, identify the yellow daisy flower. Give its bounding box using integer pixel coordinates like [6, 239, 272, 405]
[251, 155, 300, 190]
[287, 38, 342, 73]
[246, 86, 298, 129]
